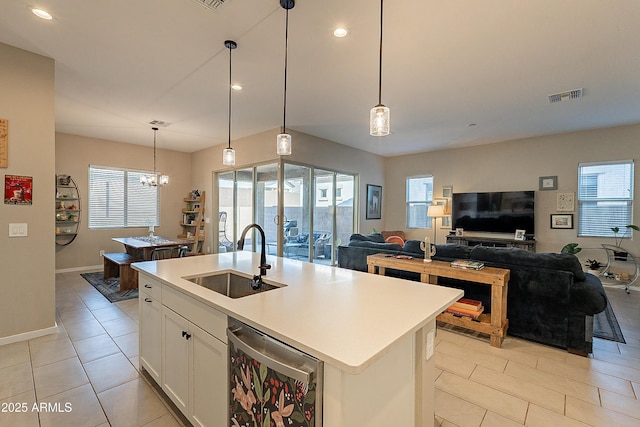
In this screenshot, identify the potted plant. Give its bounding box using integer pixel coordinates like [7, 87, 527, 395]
[561, 242, 582, 255]
[584, 259, 603, 274]
[610, 225, 639, 260]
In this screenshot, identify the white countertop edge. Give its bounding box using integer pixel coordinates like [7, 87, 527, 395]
[133, 253, 463, 374]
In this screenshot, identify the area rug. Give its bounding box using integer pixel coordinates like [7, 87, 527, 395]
[593, 294, 625, 343]
[81, 272, 138, 303]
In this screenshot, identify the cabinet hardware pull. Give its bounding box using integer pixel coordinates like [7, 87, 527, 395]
[145, 284, 152, 288]
[185, 333, 191, 340]
[144, 297, 152, 303]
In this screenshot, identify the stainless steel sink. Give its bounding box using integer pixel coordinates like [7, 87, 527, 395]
[185, 272, 281, 298]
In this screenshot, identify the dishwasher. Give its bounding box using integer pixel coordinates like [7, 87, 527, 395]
[227, 319, 323, 427]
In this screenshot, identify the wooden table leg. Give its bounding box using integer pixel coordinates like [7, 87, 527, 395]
[490, 284, 506, 348]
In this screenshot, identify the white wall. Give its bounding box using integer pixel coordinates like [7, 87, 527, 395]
[55, 133, 192, 270]
[190, 128, 386, 249]
[0, 43, 56, 340]
[385, 123, 640, 257]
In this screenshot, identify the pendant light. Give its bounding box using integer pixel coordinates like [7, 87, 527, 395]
[276, 0, 295, 156]
[141, 127, 169, 186]
[370, 0, 390, 136]
[222, 40, 238, 166]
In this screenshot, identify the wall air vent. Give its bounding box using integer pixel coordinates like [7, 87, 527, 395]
[148, 120, 171, 127]
[548, 88, 583, 104]
[190, 0, 231, 12]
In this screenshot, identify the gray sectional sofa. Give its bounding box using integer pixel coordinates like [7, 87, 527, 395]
[337, 233, 608, 355]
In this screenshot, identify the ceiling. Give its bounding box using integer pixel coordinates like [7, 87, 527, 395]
[1, 0, 640, 157]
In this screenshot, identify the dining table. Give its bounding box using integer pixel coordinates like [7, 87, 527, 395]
[112, 236, 193, 261]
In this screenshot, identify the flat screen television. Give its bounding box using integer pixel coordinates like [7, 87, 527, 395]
[451, 191, 535, 235]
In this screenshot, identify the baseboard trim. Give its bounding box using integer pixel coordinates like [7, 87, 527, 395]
[0, 323, 59, 346]
[55, 265, 102, 274]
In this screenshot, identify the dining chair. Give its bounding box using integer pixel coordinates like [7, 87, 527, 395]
[151, 245, 189, 260]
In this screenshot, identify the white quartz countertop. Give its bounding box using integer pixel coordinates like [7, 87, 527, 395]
[133, 252, 462, 374]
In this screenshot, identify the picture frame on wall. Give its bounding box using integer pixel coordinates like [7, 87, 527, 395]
[550, 214, 573, 229]
[514, 229, 526, 240]
[366, 184, 382, 220]
[556, 192, 575, 212]
[539, 176, 558, 191]
[442, 186, 453, 198]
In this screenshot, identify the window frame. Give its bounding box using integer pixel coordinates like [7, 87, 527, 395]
[406, 175, 434, 229]
[577, 159, 634, 238]
[88, 165, 160, 229]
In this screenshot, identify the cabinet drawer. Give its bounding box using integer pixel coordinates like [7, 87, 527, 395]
[162, 285, 227, 343]
[139, 274, 162, 300]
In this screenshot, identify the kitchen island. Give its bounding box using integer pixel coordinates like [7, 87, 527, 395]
[133, 251, 462, 427]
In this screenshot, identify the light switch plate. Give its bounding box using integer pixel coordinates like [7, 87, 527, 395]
[9, 223, 28, 237]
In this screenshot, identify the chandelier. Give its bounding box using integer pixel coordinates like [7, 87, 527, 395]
[140, 127, 169, 186]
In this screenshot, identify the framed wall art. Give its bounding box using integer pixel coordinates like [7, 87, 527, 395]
[556, 192, 575, 212]
[539, 176, 557, 191]
[366, 184, 382, 220]
[4, 175, 32, 205]
[0, 119, 7, 168]
[550, 214, 573, 229]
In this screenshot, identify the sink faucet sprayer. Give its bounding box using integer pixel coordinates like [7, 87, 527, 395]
[237, 224, 271, 290]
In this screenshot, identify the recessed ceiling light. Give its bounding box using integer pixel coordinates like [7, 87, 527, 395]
[31, 8, 53, 20]
[231, 84, 242, 91]
[333, 27, 349, 38]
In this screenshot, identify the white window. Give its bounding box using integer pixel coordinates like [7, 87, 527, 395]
[406, 176, 434, 228]
[88, 165, 159, 229]
[578, 160, 634, 237]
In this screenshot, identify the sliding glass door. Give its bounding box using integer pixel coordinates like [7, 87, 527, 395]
[255, 163, 279, 255]
[282, 164, 311, 260]
[216, 161, 355, 266]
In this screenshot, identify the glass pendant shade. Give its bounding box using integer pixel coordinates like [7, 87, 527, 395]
[276, 133, 292, 155]
[370, 105, 390, 136]
[159, 175, 169, 186]
[222, 147, 236, 166]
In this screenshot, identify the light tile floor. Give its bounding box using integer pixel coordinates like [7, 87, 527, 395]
[0, 272, 639, 426]
[434, 284, 640, 427]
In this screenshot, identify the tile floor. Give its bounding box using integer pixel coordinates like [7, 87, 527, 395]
[0, 271, 639, 426]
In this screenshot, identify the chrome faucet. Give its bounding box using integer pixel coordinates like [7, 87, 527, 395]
[238, 223, 271, 289]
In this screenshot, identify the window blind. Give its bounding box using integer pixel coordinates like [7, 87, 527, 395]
[88, 166, 159, 229]
[578, 160, 634, 237]
[406, 176, 434, 228]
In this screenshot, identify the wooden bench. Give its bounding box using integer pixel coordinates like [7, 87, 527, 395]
[103, 252, 141, 291]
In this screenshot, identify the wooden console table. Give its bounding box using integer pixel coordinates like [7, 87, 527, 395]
[367, 254, 510, 347]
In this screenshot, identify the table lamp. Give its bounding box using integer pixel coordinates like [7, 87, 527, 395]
[427, 205, 445, 244]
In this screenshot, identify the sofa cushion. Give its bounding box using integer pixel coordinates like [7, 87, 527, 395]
[470, 246, 587, 281]
[402, 240, 424, 255]
[348, 240, 403, 251]
[434, 244, 473, 260]
[348, 233, 386, 243]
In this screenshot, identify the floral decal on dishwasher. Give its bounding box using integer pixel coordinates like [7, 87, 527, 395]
[229, 340, 317, 427]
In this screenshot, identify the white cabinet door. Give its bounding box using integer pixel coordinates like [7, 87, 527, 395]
[162, 307, 190, 414]
[139, 292, 162, 383]
[190, 323, 227, 427]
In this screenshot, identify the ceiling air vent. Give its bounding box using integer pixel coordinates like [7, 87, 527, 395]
[148, 120, 171, 127]
[548, 88, 583, 104]
[190, 0, 231, 12]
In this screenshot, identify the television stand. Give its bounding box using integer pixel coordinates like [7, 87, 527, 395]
[447, 235, 535, 252]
